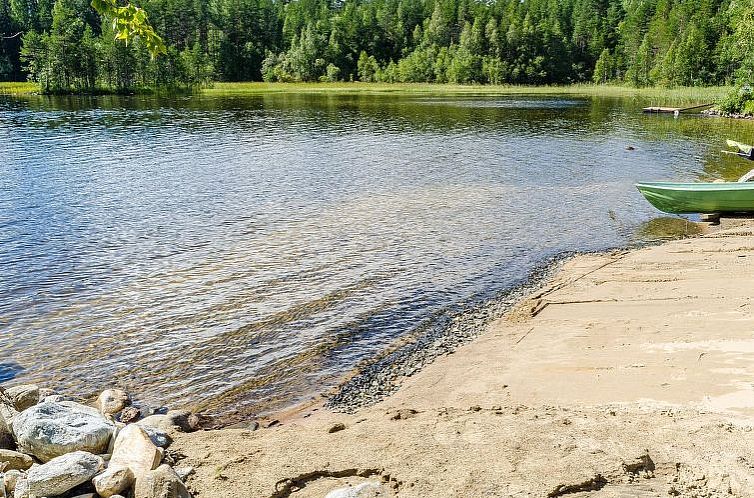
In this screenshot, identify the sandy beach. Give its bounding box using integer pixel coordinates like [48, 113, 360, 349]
[172, 219, 754, 497]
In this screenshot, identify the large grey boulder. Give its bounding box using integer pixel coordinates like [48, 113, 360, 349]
[16, 451, 103, 498]
[4, 386, 39, 413]
[12, 401, 114, 462]
[134, 464, 190, 498]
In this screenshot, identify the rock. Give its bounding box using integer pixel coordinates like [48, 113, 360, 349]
[0, 423, 14, 451]
[19, 451, 103, 498]
[12, 401, 114, 462]
[36, 388, 56, 401]
[0, 451, 32, 471]
[97, 390, 130, 416]
[141, 425, 171, 448]
[118, 407, 141, 424]
[134, 464, 190, 498]
[4, 387, 38, 413]
[389, 409, 417, 420]
[328, 423, 346, 433]
[105, 424, 161, 484]
[138, 410, 199, 433]
[324, 481, 389, 498]
[92, 466, 133, 498]
[0, 392, 18, 436]
[69, 494, 97, 498]
[173, 467, 194, 481]
[43, 394, 65, 403]
[3, 470, 22, 495]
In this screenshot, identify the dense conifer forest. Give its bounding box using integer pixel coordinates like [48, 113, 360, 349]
[1, 0, 754, 93]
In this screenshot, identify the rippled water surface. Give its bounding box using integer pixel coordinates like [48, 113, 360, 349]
[2, 92, 754, 418]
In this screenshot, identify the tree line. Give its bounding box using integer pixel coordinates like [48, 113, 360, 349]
[1, 0, 753, 93]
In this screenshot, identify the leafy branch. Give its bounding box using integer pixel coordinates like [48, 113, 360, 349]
[90, 0, 166, 57]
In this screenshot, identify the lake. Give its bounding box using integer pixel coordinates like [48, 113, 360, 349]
[2, 92, 753, 419]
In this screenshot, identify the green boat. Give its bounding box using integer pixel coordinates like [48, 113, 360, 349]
[636, 181, 754, 214]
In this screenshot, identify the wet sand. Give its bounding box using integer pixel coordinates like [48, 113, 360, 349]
[172, 219, 754, 497]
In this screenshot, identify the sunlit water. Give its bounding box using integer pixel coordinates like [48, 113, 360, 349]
[2, 92, 754, 419]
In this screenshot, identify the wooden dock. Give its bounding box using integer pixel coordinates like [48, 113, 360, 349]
[642, 103, 713, 114]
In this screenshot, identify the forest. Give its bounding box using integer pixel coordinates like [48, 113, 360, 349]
[1, 0, 754, 93]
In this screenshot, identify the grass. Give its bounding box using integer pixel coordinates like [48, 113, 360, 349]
[0, 82, 38, 94]
[203, 82, 733, 105]
[0, 80, 733, 105]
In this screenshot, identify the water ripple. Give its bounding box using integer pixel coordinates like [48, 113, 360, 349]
[0, 93, 742, 417]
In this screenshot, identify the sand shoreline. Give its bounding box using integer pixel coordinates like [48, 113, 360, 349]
[174, 219, 754, 497]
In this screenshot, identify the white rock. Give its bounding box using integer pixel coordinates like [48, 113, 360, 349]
[325, 481, 389, 498]
[106, 424, 161, 484]
[0, 451, 32, 471]
[20, 451, 103, 498]
[134, 464, 190, 498]
[92, 466, 133, 498]
[12, 401, 114, 462]
[173, 466, 194, 481]
[97, 390, 130, 416]
[4, 386, 38, 413]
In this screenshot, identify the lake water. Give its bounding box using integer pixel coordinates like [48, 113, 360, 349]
[2, 92, 754, 419]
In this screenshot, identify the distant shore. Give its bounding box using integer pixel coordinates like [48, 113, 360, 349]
[171, 218, 754, 497]
[1, 81, 733, 106]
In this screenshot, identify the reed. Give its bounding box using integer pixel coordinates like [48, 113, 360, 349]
[0, 82, 39, 94]
[203, 82, 733, 105]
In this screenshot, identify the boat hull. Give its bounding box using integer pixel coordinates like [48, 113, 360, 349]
[636, 182, 754, 214]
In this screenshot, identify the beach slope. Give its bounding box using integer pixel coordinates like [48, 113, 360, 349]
[174, 223, 754, 497]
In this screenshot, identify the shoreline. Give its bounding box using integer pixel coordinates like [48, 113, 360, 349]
[169, 218, 754, 497]
[226, 220, 704, 427]
[227, 245, 664, 427]
[1, 82, 732, 105]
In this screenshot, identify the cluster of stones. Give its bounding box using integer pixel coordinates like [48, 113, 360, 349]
[0, 385, 199, 498]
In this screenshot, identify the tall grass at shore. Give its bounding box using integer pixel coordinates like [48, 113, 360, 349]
[0, 82, 38, 94]
[0, 81, 733, 106]
[204, 82, 732, 105]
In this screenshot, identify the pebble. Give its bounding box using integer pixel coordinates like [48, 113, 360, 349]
[325, 481, 389, 498]
[328, 423, 346, 433]
[118, 407, 141, 424]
